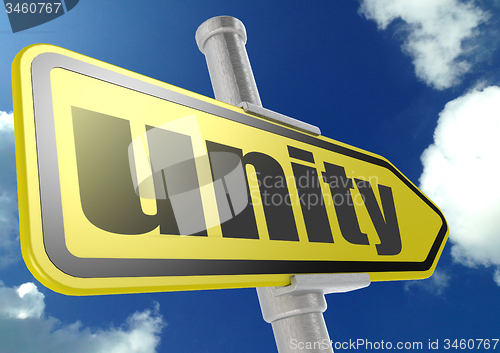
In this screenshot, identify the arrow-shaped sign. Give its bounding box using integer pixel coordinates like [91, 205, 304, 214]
[12, 44, 448, 295]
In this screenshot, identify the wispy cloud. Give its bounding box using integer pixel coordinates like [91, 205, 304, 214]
[0, 111, 14, 131]
[0, 111, 19, 269]
[419, 86, 500, 285]
[0, 282, 44, 319]
[0, 282, 165, 353]
[404, 270, 450, 295]
[359, 0, 489, 90]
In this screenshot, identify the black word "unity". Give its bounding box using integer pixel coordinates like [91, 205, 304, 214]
[72, 107, 402, 256]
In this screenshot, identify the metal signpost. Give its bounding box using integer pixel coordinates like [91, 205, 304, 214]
[12, 15, 448, 353]
[195, 15, 372, 353]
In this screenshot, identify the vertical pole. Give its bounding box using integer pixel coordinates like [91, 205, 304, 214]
[195, 16, 336, 353]
[195, 16, 261, 107]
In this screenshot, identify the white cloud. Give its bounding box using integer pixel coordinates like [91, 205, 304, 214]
[0, 282, 165, 353]
[0, 111, 14, 132]
[359, 0, 489, 90]
[0, 282, 45, 319]
[419, 86, 500, 285]
[404, 270, 450, 295]
[0, 111, 20, 269]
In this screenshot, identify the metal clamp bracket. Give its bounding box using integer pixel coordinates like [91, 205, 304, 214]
[274, 273, 371, 297]
[239, 101, 322, 135]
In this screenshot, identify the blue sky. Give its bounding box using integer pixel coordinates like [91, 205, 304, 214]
[1, 0, 500, 352]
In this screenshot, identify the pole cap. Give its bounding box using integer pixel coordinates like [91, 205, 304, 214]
[195, 16, 247, 54]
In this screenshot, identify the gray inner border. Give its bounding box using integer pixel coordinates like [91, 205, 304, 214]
[31, 52, 447, 279]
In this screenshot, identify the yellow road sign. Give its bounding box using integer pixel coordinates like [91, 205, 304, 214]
[13, 44, 448, 295]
